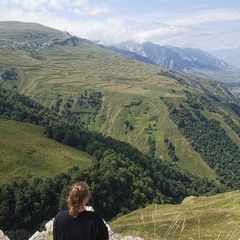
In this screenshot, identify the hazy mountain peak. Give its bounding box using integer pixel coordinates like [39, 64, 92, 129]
[103, 41, 240, 83]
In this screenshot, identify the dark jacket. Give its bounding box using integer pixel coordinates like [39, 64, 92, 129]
[53, 210, 109, 240]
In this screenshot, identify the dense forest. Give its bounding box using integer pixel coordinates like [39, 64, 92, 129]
[0, 86, 225, 240]
[164, 90, 240, 189]
[0, 86, 61, 125]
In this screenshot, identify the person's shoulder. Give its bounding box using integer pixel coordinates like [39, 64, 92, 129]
[55, 209, 69, 218]
[57, 209, 68, 214]
[83, 210, 103, 219]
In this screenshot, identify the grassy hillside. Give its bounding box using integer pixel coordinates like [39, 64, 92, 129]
[109, 190, 240, 240]
[0, 119, 92, 184]
[0, 30, 219, 179]
[0, 21, 70, 45]
[1, 21, 240, 184]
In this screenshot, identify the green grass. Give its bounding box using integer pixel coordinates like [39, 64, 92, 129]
[0, 21, 68, 44]
[0, 119, 92, 184]
[145, 91, 166, 97]
[109, 190, 240, 240]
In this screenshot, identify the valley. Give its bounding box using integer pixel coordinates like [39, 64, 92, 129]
[1, 21, 240, 239]
[1, 34, 238, 180]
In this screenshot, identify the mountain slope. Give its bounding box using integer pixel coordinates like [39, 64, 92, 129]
[104, 41, 240, 84]
[110, 190, 240, 240]
[0, 44, 220, 179]
[211, 48, 240, 68]
[0, 119, 92, 184]
[0, 21, 70, 49]
[1, 21, 240, 187]
[1, 86, 224, 239]
[97, 43, 157, 65]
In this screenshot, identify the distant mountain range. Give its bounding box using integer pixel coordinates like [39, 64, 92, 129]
[1, 21, 239, 84]
[96, 41, 240, 83]
[211, 48, 240, 68]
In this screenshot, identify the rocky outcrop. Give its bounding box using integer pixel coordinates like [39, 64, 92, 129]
[28, 219, 54, 240]
[28, 218, 143, 240]
[0, 206, 144, 240]
[0, 230, 10, 240]
[27, 218, 143, 240]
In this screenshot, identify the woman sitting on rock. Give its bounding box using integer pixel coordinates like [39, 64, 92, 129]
[53, 181, 109, 240]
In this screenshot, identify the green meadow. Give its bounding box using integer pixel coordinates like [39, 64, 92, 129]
[0, 119, 92, 184]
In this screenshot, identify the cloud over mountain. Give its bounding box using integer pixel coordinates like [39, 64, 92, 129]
[0, 0, 239, 54]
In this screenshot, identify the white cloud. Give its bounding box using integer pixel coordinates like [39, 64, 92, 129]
[168, 9, 240, 26]
[73, 4, 113, 16]
[8, 0, 47, 10]
[3, 0, 92, 11]
[0, 1, 240, 52]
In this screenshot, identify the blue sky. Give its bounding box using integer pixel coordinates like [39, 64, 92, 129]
[1, 0, 240, 53]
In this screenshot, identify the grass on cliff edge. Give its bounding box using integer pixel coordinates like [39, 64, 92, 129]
[109, 190, 240, 240]
[0, 119, 92, 184]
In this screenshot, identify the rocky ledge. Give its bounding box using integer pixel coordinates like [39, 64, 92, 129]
[1, 206, 144, 240]
[1, 218, 143, 240]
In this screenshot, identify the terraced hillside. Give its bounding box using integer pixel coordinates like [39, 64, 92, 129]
[1, 21, 240, 185]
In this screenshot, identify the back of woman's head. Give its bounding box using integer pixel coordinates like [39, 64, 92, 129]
[67, 182, 90, 217]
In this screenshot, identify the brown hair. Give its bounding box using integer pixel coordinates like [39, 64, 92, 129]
[67, 182, 90, 217]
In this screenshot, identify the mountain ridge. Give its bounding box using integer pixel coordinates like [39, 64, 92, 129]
[1, 20, 239, 85]
[211, 48, 240, 68]
[101, 41, 240, 85]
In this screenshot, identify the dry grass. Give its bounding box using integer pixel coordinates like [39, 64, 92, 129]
[110, 191, 240, 240]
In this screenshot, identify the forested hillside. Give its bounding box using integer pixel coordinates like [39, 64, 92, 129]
[164, 90, 240, 189]
[0, 86, 223, 240]
[1, 21, 240, 180]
